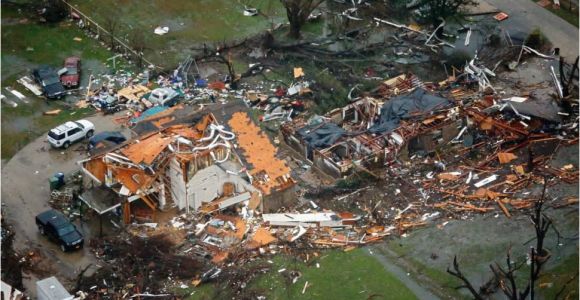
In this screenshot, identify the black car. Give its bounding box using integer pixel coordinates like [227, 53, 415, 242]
[33, 66, 66, 99]
[35, 209, 84, 252]
[88, 131, 127, 152]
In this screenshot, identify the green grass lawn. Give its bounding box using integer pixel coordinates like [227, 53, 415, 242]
[67, 0, 287, 68]
[179, 248, 417, 299]
[385, 243, 470, 300]
[1, 8, 117, 160]
[544, 6, 579, 27]
[245, 248, 417, 300]
[539, 254, 579, 299]
[1, 22, 110, 67]
[532, 0, 579, 27]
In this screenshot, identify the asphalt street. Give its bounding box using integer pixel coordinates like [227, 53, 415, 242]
[484, 0, 579, 60]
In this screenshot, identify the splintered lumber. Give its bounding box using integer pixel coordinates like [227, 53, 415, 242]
[435, 188, 466, 198]
[468, 188, 506, 200]
[503, 199, 534, 209]
[398, 221, 427, 229]
[447, 201, 494, 212]
[437, 172, 460, 181]
[497, 152, 518, 164]
[496, 199, 511, 218]
[552, 197, 579, 208]
[540, 166, 579, 184]
[313, 239, 350, 246]
[43, 109, 62, 115]
[344, 246, 356, 252]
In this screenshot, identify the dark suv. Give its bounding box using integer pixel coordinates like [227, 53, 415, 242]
[33, 66, 66, 99]
[88, 131, 126, 153]
[35, 209, 84, 252]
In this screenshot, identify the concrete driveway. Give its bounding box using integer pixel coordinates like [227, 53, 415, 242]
[482, 0, 579, 60]
[1, 112, 131, 295]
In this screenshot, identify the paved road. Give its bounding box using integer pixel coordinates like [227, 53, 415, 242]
[1, 113, 130, 295]
[483, 0, 579, 60]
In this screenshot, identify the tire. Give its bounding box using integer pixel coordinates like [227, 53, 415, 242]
[63, 141, 70, 149]
[86, 130, 94, 138]
[38, 226, 45, 235]
[60, 244, 67, 252]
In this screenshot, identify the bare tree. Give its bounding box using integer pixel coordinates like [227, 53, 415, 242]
[447, 178, 554, 300]
[127, 29, 146, 68]
[488, 248, 530, 299]
[203, 51, 238, 89]
[102, 13, 120, 50]
[280, 0, 324, 39]
[447, 256, 484, 299]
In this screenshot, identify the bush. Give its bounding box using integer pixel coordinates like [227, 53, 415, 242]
[41, 0, 69, 23]
[525, 28, 550, 50]
[444, 50, 472, 69]
[312, 71, 348, 114]
[335, 177, 363, 189]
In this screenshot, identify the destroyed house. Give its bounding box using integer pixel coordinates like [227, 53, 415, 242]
[79, 102, 297, 221]
[282, 74, 462, 177]
[78, 112, 264, 222]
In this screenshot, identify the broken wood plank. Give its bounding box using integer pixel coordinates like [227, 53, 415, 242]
[496, 199, 511, 218]
[497, 152, 518, 164]
[43, 109, 62, 115]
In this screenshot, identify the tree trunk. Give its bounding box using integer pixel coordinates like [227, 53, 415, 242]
[289, 21, 302, 39]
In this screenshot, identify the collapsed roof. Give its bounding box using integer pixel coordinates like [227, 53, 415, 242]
[369, 88, 452, 134]
[296, 123, 347, 149]
[80, 106, 295, 217]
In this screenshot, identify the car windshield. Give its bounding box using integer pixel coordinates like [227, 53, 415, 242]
[57, 225, 75, 236]
[74, 121, 85, 129]
[67, 67, 78, 75]
[48, 131, 65, 140]
[43, 76, 60, 85]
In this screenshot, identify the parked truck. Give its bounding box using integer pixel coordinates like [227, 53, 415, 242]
[35, 209, 84, 252]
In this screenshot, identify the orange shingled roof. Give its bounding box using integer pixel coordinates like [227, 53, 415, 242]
[85, 158, 107, 182]
[153, 116, 176, 129]
[111, 167, 155, 193]
[166, 124, 205, 140]
[214, 215, 246, 240]
[228, 112, 293, 195]
[120, 134, 172, 165]
[251, 227, 277, 246]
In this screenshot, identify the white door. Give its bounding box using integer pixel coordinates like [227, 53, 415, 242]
[67, 127, 84, 142]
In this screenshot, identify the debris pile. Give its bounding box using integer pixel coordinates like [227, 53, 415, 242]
[72, 52, 579, 296]
[79, 235, 204, 298]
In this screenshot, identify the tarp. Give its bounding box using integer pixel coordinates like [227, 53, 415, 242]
[297, 123, 346, 149]
[130, 106, 168, 124]
[369, 88, 451, 134]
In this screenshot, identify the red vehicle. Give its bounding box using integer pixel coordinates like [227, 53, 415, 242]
[60, 56, 81, 88]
